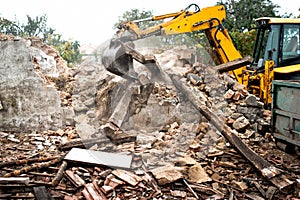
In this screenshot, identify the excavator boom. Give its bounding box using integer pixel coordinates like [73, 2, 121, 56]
[102, 4, 245, 83]
[102, 4, 300, 106]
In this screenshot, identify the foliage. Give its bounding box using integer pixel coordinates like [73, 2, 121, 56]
[215, 0, 279, 57]
[21, 15, 55, 41]
[230, 29, 257, 56]
[114, 9, 159, 30]
[218, 0, 279, 32]
[47, 34, 82, 65]
[0, 17, 21, 35]
[0, 14, 81, 66]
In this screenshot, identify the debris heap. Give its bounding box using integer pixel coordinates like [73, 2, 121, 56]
[0, 42, 299, 199]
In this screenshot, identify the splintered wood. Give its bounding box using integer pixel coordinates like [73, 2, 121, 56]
[0, 177, 29, 185]
[65, 170, 86, 187]
[111, 169, 142, 186]
[83, 183, 107, 200]
[3, 157, 63, 178]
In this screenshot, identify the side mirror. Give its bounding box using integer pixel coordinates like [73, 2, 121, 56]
[257, 58, 264, 68]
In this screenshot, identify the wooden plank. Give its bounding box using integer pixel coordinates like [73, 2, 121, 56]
[33, 186, 54, 200]
[51, 161, 68, 186]
[105, 174, 124, 186]
[3, 157, 63, 178]
[85, 183, 106, 200]
[0, 194, 12, 199]
[0, 155, 61, 168]
[215, 56, 253, 73]
[0, 177, 29, 185]
[64, 148, 132, 169]
[82, 188, 94, 200]
[92, 180, 107, 200]
[112, 169, 142, 186]
[65, 170, 85, 188]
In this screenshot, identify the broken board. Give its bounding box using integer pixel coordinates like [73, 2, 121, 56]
[64, 148, 133, 169]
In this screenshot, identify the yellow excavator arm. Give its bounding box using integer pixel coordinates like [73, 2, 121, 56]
[114, 4, 245, 83]
[103, 3, 300, 108]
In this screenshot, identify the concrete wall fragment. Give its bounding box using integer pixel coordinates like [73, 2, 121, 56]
[0, 39, 64, 132]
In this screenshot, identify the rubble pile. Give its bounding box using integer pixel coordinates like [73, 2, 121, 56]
[0, 42, 299, 199]
[183, 60, 270, 135]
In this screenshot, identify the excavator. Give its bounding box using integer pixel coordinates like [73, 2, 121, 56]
[102, 4, 300, 107]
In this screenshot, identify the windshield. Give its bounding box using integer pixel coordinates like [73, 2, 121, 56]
[280, 24, 300, 67]
[253, 23, 300, 69]
[253, 24, 300, 68]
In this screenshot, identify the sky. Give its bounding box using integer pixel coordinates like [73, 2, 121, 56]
[1, 0, 300, 46]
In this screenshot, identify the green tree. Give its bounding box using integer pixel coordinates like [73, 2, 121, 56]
[46, 34, 82, 66]
[230, 30, 257, 56]
[215, 0, 279, 57]
[0, 15, 81, 66]
[21, 15, 55, 41]
[114, 9, 158, 30]
[219, 0, 279, 32]
[0, 17, 21, 35]
[114, 9, 169, 48]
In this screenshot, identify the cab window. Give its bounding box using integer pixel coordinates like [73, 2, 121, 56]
[280, 24, 300, 66]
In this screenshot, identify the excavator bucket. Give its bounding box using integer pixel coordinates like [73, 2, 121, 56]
[102, 39, 139, 80]
[102, 38, 167, 83]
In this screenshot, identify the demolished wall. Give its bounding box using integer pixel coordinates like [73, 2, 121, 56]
[72, 55, 202, 140]
[0, 35, 73, 132]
